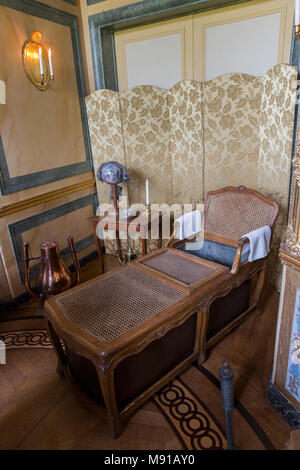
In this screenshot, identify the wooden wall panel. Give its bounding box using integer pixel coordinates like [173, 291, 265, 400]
[193, 0, 294, 81]
[0, 0, 96, 301]
[0, 7, 86, 177]
[115, 17, 194, 92]
[0, 248, 11, 300]
[0, 0, 92, 195]
[2, 188, 96, 297]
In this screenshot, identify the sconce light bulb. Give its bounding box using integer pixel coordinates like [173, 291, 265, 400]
[23, 30, 54, 90]
[48, 48, 54, 77]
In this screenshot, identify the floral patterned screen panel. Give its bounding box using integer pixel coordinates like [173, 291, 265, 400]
[86, 64, 297, 288]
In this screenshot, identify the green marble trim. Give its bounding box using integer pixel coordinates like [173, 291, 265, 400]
[88, 0, 251, 89]
[63, 0, 77, 5]
[0, 0, 93, 194]
[87, 0, 105, 5]
[8, 192, 98, 283]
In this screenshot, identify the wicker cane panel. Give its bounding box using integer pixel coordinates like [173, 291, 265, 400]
[142, 251, 214, 285]
[204, 192, 276, 242]
[55, 267, 186, 342]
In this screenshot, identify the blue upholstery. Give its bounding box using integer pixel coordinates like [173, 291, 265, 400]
[178, 239, 250, 268]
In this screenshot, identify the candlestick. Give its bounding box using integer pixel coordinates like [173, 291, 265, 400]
[39, 47, 44, 76]
[48, 48, 53, 77]
[0, 80, 6, 105]
[145, 179, 149, 206]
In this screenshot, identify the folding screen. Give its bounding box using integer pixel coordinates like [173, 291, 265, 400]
[86, 64, 297, 288]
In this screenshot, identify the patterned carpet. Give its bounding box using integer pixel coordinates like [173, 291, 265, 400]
[0, 326, 278, 450]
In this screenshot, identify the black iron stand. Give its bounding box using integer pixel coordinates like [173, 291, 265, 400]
[219, 360, 235, 450]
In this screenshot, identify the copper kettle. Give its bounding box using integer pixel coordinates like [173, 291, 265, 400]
[23, 236, 81, 305]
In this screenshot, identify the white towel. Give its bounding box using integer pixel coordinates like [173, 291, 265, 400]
[174, 210, 202, 240]
[242, 225, 271, 262]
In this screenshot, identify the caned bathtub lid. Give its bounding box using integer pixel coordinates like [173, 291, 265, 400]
[54, 266, 186, 343]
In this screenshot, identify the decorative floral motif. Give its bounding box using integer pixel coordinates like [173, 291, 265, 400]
[203, 72, 261, 194]
[258, 65, 297, 288]
[120, 86, 172, 207]
[0, 330, 52, 349]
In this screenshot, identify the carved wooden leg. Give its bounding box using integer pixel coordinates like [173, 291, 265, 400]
[47, 321, 66, 377]
[96, 366, 123, 439]
[197, 349, 207, 365]
[56, 361, 65, 377]
[91, 220, 104, 274]
[253, 264, 266, 316]
[108, 417, 124, 439]
[197, 304, 210, 365]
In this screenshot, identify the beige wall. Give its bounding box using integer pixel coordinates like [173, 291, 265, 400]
[0, 0, 96, 300]
[0, 7, 86, 177]
[81, 0, 294, 93]
[79, 0, 143, 94]
[114, 0, 293, 91]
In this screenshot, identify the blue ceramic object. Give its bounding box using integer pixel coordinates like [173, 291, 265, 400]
[97, 161, 129, 185]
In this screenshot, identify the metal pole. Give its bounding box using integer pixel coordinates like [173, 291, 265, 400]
[219, 360, 235, 450]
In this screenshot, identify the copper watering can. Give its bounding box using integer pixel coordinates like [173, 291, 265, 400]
[23, 236, 81, 305]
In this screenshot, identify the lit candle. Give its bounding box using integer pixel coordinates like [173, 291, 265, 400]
[145, 179, 149, 206]
[39, 47, 44, 76]
[48, 48, 53, 77]
[0, 80, 6, 105]
[296, 0, 300, 25]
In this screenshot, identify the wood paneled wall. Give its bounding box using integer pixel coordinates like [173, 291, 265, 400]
[0, 0, 96, 300]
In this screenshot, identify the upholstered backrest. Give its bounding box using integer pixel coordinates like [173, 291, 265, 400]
[204, 186, 279, 243]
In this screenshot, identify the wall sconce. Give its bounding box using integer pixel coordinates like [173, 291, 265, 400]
[295, 1, 300, 39]
[22, 30, 54, 91]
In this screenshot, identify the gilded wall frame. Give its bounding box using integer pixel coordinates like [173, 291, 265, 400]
[8, 192, 98, 283]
